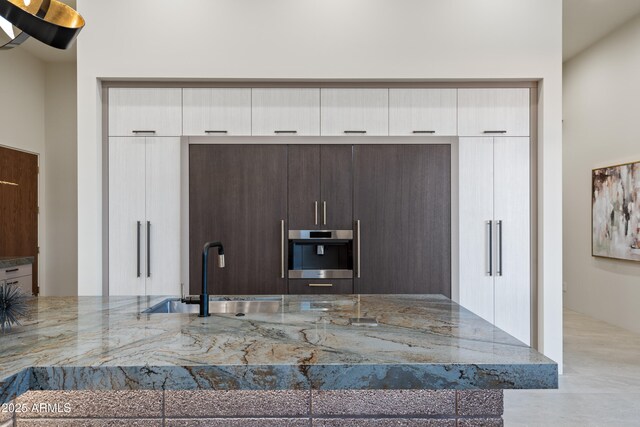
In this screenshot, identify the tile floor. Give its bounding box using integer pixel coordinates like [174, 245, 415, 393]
[504, 309, 640, 426]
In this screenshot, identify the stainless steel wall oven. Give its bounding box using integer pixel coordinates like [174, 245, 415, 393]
[288, 230, 353, 279]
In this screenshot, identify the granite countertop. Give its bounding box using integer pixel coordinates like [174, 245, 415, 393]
[0, 257, 34, 270]
[0, 294, 557, 403]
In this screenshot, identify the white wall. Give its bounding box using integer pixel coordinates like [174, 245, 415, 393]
[0, 47, 46, 294]
[76, 0, 563, 367]
[44, 63, 78, 296]
[0, 49, 78, 296]
[564, 13, 640, 335]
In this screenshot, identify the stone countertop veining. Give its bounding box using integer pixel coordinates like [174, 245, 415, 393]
[0, 294, 557, 403]
[0, 257, 34, 270]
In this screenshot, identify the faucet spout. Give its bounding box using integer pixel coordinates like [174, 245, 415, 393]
[199, 241, 225, 317]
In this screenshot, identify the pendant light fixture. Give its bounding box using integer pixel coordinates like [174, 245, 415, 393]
[0, 0, 84, 50]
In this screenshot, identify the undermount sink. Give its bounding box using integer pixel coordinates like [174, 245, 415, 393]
[142, 297, 282, 314]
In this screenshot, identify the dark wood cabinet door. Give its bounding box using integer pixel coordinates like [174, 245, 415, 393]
[320, 145, 353, 230]
[288, 145, 321, 230]
[288, 145, 353, 231]
[353, 145, 451, 296]
[189, 144, 287, 295]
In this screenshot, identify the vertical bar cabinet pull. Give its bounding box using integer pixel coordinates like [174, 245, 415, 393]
[356, 220, 361, 278]
[323, 201, 327, 225]
[136, 221, 141, 278]
[497, 220, 503, 276]
[146, 221, 151, 278]
[314, 201, 318, 225]
[281, 220, 285, 279]
[486, 220, 493, 276]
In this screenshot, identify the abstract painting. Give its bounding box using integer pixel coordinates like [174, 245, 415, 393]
[592, 161, 640, 261]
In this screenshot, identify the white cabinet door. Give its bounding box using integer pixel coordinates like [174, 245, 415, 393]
[145, 137, 181, 296]
[109, 88, 182, 136]
[458, 88, 530, 137]
[494, 137, 531, 345]
[458, 137, 495, 323]
[389, 89, 457, 136]
[321, 89, 389, 136]
[3, 275, 32, 296]
[252, 88, 320, 136]
[183, 88, 251, 136]
[458, 136, 531, 345]
[109, 137, 146, 295]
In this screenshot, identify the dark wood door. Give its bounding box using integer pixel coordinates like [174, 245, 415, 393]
[0, 146, 38, 294]
[353, 145, 451, 296]
[189, 144, 287, 295]
[320, 145, 353, 230]
[288, 145, 321, 230]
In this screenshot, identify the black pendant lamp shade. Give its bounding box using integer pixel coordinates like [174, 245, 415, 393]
[0, 0, 85, 50]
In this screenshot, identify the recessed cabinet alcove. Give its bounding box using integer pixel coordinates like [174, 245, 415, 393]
[105, 83, 535, 345]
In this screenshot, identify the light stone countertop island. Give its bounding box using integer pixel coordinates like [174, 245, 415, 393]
[0, 257, 34, 270]
[0, 294, 557, 426]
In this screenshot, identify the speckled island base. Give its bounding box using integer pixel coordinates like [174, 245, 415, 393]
[0, 294, 557, 426]
[2, 389, 505, 426]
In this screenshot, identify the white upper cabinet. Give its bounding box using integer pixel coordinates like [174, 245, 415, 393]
[183, 88, 251, 136]
[251, 88, 320, 136]
[389, 89, 457, 136]
[321, 89, 389, 136]
[457, 88, 530, 137]
[109, 88, 182, 137]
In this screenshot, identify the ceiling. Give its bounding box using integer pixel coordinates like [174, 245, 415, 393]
[10, 1, 640, 64]
[563, 0, 640, 61]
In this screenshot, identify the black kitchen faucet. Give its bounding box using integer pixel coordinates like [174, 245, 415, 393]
[183, 241, 225, 317]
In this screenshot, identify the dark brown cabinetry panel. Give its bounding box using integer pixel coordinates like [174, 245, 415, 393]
[288, 145, 321, 230]
[320, 145, 353, 230]
[353, 145, 451, 296]
[288, 145, 352, 230]
[189, 144, 287, 295]
[288, 279, 353, 294]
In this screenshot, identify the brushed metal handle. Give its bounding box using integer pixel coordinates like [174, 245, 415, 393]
[323, 201, 327, 225]
[483, 130, 507, 134]
[344, 130, 367, 134]
[281, 220, 285, 279]
[412, 130, 435, 134]
[308, 283, 333, 287]
[497, 220, 503, 277]
[356, 220, 361, 278]
[314, 201, 318, 225]
[486, 221, 493, 276]
[132, 130, 156, 134]
[274, 130, 297, 134]
[146, 221, 151, 278]
[204, 130, 228, 134]
[136, 221, 141, 278]
[4, 268, 19, 273]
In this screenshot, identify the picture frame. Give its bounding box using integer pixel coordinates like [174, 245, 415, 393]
[592, 160, 640, 261]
